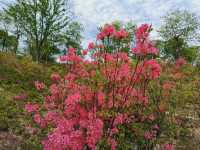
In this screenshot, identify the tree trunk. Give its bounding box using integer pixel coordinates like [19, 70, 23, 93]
[2, 38, 6, 52]
[14, 33, 20, 54]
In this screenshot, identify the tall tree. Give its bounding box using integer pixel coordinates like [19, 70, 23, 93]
[159, 10, 199, 60]
[5, 0, 79, 62]
[4, 6, 22, 54]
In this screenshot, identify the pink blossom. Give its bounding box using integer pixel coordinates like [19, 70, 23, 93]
[65, 93, 81, 106]
[88, 42, 95, 50]
[97, 91, 105, 106]
[25, 103, 39, 113]
[44, 111, 60, 124]
[143, 59, 161, 79]
[103, 53, 114, 62]
[97, 24, 116, 40]
[144, 131, 153, 140]
[49, 84, 59, 95]
[34, 81, 45, 91]
[64, 73, 76, 82]
[68, 47, 76, 54]
[135, 24, 151, 40]
[132, 24, 158, 55]
[114, 29, 128, 39]
[132, 41, 158, 55]
[81, 49, 88, 55]
[175, 57, 186, 67]
[110, 127, 119, 136]
[33, 113, 46, 128]
[114, 113, 125, 126]
[13, 93, 28, 101]
[108, 138, 117, 150]
[97, 32, 106, 40]
[86, 118, 104, 149]
[51, 73, 61, 82]
[102, 24, 115, 36]
[164, 143, 174, 150]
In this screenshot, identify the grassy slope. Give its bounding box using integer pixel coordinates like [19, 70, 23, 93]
[0, 52, 200, 149]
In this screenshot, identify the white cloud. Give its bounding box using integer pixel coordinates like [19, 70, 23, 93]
[72, 0, 200, 47]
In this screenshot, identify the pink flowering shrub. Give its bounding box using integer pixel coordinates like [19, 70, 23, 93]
[24, 24, 173, 150]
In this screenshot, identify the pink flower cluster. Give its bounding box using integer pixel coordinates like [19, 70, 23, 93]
[13, 93, 28, 101]
[34, 81, 45, 91]
[142, 59, 161, 79]
[175, 57, 186, 68]
[51, 73, 61, 82]
[25, 103, 39, 113]
[132, 24, 158, 55]
[97, 24, 128, 40]
[163, 143, 174, 150]
[24, 24, 169, 150]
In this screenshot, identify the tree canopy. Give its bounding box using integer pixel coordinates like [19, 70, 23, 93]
[158, 10, 200, 61]
[2, 0, 83, 62]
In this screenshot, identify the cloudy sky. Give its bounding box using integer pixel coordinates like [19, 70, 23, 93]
[72, 0, 200, 46]
[1, 0, 200, 47]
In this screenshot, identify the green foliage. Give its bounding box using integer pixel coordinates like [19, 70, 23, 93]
[157, 38, 199, 62]
[4, 0, 83, 62]
[0, 7, 21, 53]
[0, 29, 18, 53]
[158, 10, 200, 61]
[159, 10, 199, 41]
[63, 22, 84, 50]
[182, 46, 198, 63]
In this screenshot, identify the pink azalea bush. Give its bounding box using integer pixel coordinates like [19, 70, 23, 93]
[24, 24, 173, 150]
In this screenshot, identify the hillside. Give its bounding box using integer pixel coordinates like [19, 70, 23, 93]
[0, 52, 200, 149]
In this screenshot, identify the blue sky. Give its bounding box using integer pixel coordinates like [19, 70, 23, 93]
[1, 0, 200, 47]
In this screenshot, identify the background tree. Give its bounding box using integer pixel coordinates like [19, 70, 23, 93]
[63, 22, 83, 49]
[0, 29, 8, 52]
[60, 22, 83, 55]
[0, 29, 18, 52]
[4, 0, 82, 62]
[4, 5, 22, 54]
[158, 10, 200, 61]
